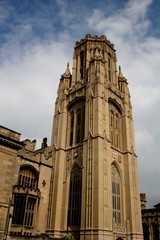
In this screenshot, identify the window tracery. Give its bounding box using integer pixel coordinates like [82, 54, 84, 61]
[112, 164, 121, 223]
[18, 166, 38, 189]
[68, 101, 85, 146]
[68, 164, 82, 227]
[12, 166, 39, 227]
[109, 103, 122, 149]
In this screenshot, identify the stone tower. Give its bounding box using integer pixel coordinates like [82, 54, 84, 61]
[46, 34, 143, 240]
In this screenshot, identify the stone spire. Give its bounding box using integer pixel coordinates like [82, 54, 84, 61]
[62, 62, 71, 78]
[118, 65, 126, 80]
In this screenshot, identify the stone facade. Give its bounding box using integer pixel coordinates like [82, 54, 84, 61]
[0, 126, 24, 240]
[0, 126, 52, 240]
[46, 34, 143, 240]
[140, 194, 160, 240]
[0, 35, 143, 240]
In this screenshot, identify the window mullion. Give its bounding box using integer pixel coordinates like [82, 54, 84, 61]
[23, 195, 28, 226]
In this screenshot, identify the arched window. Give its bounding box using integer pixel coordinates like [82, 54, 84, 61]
[68, 165, 82, 227]
[112, 164, 121, 223]
[142, 223, 149, 240]
[12, 166, 39, 227]
[18, 166, 38, 189]
[109, 102, 122, 149]
[68, 100, 85, 146]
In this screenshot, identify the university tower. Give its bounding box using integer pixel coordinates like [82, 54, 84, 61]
[46, 34, 143, 240]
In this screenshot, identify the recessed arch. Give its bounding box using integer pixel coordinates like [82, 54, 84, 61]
[70, 161, 82, 172]
[18, 164, 39, 189]
[19, 164, 39, 175]
[111, 160, 123, 183]
[108, 98, 123, 114]
[67, 96, 85, 111]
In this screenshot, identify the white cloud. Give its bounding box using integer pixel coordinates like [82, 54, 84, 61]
[0, 37, 72, 147]
[88, 0, 152, 42]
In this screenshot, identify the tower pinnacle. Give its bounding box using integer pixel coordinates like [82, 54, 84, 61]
[63, 62, 71, 77]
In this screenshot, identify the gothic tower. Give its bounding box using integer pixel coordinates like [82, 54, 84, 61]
[46, 34, 143, 240]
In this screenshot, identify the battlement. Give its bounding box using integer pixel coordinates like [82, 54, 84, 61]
[75, 34, 115, 49]
[18, 143, 53, 167]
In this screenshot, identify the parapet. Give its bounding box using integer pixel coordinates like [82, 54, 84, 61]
[75, 34, 115, 49]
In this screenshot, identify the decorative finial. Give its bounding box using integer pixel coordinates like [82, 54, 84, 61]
[63, 62, 71, 77]
[118, 65, 127, 82]
[118, 65, 124, 79]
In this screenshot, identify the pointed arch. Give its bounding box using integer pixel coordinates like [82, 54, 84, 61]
[68, 164, 82, 227]
[108, 98, 123, 114]
[67, 97, 85, 110]
[19, 164, 39, 175]
[70, 160, 82, 171]
[18, 164, 39, 188]
[111, 160, 123, 183]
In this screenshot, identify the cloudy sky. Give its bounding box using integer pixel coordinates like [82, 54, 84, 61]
[0, 0, 160, 208]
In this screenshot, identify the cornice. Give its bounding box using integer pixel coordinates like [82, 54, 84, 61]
[0, 134, 24, 150]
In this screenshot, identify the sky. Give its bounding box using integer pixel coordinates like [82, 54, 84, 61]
[0, 0, 160, 208]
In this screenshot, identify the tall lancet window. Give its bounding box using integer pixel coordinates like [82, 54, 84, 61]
[108, 53, 112, 82]
[111, 164, 121, 223]
[80, 51, 85, 80]
[76, 108, 81, 144]
[68, 164, 82, 227]
[70, 111, 74, 146]
[109, 102, 122, 149]
[68, 100, 85, 146]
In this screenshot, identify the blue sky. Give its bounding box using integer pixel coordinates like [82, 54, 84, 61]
[0, 0, 160, 208]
